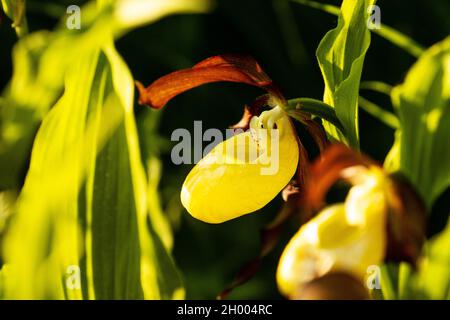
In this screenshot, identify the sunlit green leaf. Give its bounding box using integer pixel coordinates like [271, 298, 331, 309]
[2, 42, 184, 299]
[0, 0, 210, 300]
[114, 0, 211, 30]
[0, 191, 16, 233]
[387, 36, 450, 207]
[3, 47, 106, 299]
[316, 0, 376, 147]
[291, 0, 425, 58]
[0, 5, 114, 188]
[0, 0, 210, 189]
[1, 0, 28, 36]
[416, 217, 450, 299]
[103, 45, 184, 299]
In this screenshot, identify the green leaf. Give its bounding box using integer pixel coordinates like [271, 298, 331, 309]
[291, 0, 425, 58]
[387, 36, 450, 208]
[0, 6, 115, 188]
[2, 43, 183, 299]
[0, 0, 210, 189]
[3, 47, 107, 299]
[0, 191, 16, 233]
[1, 0, 28, 36]
[79, 50, 144, 300]
[316, 0, 376, 147]
[0, 0, 211, 300]
[380, 264, 398, 300]
[113, 0, 211, 30]
[103, 45, 184, 299]
[416, 217, 450, 299]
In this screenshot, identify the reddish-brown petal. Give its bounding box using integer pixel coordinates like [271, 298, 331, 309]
[136, 54, 281, 109]
[302, 144, 376, 212]
[229, 95, 270, 131]
[385, 173, 426, 266]
[303, 119, 329, 153]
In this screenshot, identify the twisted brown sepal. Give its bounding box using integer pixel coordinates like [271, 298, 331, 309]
[288, 103, 329, 153]
[301, 143, 375, 214]
[230, 95, 270, 131]
[303, 118, 329, 153]
[385, 173, 426, 266]
[295, 135, 310, 189]
[136, 54, 284, 109]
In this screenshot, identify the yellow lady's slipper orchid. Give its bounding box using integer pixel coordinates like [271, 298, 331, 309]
[181, 106, 299, 223]
[277, 166, 388, 297]
[137, 54, 308, 224]
[136, 54, 326, 223]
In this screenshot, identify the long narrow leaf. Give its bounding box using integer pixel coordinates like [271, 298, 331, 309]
[291, 0, 425, 57]
[388, 37, 450, 208]
[316, 0, 376, 147]
[358, 96, 399, 129]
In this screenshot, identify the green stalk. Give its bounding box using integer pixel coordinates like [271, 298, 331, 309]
[360, 81, 393, 96]
[286, 97, 346, 134]
[358, 96, 399, 129]
[290, 0, 425, 57]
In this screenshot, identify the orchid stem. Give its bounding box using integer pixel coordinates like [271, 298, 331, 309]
[286, 97, 346, 134]
[358, 96, 400, 129]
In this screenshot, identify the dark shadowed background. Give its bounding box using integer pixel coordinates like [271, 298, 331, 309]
[1, 0, 449, 299]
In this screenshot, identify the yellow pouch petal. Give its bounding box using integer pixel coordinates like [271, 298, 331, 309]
[181, 111, 299, 223]
[277, 168, 388, 297]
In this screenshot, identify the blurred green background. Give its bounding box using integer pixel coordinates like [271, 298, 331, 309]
[1, 0, 449, 299]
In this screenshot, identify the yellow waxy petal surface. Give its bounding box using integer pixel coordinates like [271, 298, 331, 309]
[277, 168, 388, 297]
[181, 114, 299, 223]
